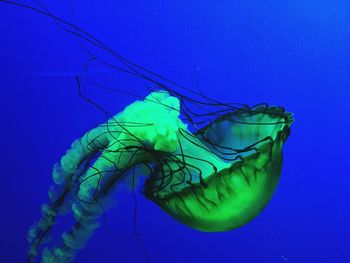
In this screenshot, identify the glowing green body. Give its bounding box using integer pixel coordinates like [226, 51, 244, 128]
[29, 91, 293, 262]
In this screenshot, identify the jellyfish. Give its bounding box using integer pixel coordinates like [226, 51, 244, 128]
[27, 89, 293, 262]
[0, 1, 293, 261]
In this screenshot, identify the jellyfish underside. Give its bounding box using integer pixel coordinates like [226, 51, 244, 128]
[28, 90, 293, 262]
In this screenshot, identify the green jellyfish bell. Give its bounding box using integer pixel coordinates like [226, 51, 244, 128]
[145, 100, 293, 232]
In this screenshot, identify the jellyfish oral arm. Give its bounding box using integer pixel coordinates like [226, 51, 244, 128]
[27, 91, 186, 262]
[27, 123, 114, 261]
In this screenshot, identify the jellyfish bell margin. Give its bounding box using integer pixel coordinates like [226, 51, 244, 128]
[27, 90, 293, 262]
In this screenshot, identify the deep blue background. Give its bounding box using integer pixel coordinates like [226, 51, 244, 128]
[0, 1, 349, 262]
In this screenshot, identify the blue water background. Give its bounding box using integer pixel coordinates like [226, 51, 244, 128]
[0, 1, 349, 262]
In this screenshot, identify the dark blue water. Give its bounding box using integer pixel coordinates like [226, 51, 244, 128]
[0, 1, 349, 262]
